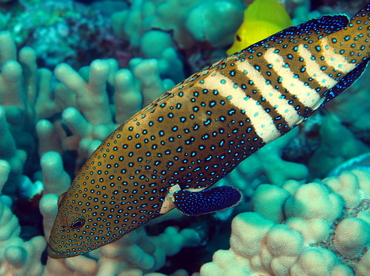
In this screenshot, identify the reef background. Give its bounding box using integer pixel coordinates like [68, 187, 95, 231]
[0, 0, 370, 275]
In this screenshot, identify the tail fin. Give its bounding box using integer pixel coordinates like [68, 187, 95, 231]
[326, 3, 370, 66]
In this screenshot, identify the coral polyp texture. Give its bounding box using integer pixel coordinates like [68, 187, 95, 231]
[0, 0, 369, 275]
[200, 170, 370, 276]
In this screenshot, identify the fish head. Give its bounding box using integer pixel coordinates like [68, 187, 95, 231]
[47, 167, 172, 258]
[47, 187, 124, 258]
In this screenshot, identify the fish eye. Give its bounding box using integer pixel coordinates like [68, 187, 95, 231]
[236, 34, 242, 42]
[70, 218, 85, 229]
[66, 212, 86, 230]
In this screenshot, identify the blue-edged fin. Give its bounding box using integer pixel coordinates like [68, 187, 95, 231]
[323, 59, 369, 104]
[238, 15, 349, 53]
[173, 186, 242, 216]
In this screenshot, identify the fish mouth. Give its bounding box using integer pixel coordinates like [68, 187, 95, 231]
[47, 236, 66, 259]
[47, 245, 63, 259]
[47, 244, 66, 259]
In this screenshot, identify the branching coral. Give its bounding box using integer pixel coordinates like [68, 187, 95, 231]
[111, 0, 245, 80]
[111, 0, 244, 50]
[0, 29, 203, 275]
[0, 0, 369, 275]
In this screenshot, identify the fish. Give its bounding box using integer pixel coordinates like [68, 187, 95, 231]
[48, 3, 370, 258]
[226, 0, 292, 55]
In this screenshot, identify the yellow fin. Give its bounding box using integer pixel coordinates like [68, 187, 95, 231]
[227, 0, 292, 55]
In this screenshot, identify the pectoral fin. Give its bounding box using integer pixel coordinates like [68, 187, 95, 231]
[173, 186, 242, 216]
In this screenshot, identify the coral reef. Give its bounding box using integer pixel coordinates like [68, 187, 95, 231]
[200, 170, 370, 275]
[111, 0, 244, 50]
[111, 0, 244, 78]
[0, 28, 201, 275]
[0, 0, 369, 275]
[0, 0, 126, 69]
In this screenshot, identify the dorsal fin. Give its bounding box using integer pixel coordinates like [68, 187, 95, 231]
[233, 15, 349, 54]
[289, 15, 348, 35]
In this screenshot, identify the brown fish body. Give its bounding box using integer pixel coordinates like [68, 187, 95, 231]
[48, 3, 370, 258]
